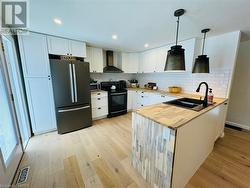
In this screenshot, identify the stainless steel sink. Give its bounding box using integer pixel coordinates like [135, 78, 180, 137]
[164, 98, 208, 111]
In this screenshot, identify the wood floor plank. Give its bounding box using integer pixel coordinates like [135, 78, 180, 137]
[63, 155, 85, 188]
[92, 158, 121, 188]
[13, 113, 250, 188]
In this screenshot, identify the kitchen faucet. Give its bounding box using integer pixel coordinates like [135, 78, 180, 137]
[196, 82, 209, 107]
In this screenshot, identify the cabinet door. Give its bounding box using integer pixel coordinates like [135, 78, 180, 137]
[18, 33, 50, 77]
[122, 53, 139, 73]
[91, 47, 103, 73]
[140, 50, 156, 73]
[70, 40, 86, 58]
[85, 47, 92, 64]
[127, 90, 134, 110]
[24, 77, 56, 134]
[155, 46, 169, 72]
[179, 38, 196, 72]
[47, 36, 70, 56]
[129, 53, 139, 73]
[122, 53, 129, 72]
[214, 102, 228, 140]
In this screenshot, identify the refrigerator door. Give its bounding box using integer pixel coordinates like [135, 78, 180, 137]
[72, 61, 91, 105]
[56, 104, 92, 134]
[50, 59, 75, 107]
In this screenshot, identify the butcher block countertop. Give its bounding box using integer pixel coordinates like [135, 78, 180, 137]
[131, 88, 228, 130]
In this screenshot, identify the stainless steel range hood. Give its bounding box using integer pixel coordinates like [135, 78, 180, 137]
[103, 50, 123, 73]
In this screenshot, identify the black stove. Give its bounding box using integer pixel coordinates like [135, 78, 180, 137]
[100, 81, 127, 118]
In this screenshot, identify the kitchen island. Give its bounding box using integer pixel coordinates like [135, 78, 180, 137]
[131, 94, 228, 188]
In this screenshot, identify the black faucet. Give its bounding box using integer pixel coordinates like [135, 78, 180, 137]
[196, 82, 209, 107]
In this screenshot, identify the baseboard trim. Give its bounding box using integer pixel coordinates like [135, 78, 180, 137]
[226, 121, 250, 131]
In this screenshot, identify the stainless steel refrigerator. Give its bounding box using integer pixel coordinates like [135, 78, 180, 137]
[50, 55, 92, 134]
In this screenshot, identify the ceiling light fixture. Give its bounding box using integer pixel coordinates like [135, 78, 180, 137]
[165, 9, 186, 71]
[144, 43, 149, 48]
[192, 28, 210, 73]
[112, 34, 118, 40]
[53, 18, 62, 25]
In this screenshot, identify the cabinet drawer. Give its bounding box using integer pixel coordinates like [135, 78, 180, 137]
[92, 106, 108, 119]
[91, 97, 108, 108]
[91, 91, 108, 98]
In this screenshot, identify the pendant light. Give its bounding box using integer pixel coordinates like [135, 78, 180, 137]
[192, 28, 210, 73]
[165, 9, 186, 71]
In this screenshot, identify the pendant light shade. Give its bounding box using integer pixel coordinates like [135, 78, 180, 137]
[165, 9, 186, 71]
[192, 28, 210, 73]
[165, 45, 185, 71]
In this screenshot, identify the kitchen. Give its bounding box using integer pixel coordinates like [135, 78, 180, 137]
[0, 1, 250, 188]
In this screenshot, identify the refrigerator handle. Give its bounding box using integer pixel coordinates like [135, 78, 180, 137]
[72, 63, 78, 102]
[69, 63, 75, 103]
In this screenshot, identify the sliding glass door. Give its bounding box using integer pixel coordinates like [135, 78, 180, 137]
[0, 37, 23, 186]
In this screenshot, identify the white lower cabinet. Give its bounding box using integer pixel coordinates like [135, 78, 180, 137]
[128, 90, 177, 110]
[91, 91, 108, 119]
[214, 101, 228, 140]
[127, 90, 135, 110]
[24, 77, 56, 134]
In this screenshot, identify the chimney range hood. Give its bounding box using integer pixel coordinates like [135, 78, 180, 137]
[103, 50, 123, 73]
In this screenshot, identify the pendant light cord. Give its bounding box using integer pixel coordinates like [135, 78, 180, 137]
[175, 16, 180, 46]
[202, 32, 207, 55]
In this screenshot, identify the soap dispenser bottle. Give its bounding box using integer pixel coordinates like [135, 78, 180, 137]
[208, 88, 214, 105]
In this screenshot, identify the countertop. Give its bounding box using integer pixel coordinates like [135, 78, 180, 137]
[130, 87, 228, 130]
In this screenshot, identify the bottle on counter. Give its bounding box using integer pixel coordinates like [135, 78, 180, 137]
[208, 88, 214, 105]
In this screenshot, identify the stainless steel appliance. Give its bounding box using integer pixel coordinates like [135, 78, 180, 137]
[90, 83, 99, 91]
[100, 81, 127, 117]
[103, 51, 123, 73]
[49, 55, 92, 134]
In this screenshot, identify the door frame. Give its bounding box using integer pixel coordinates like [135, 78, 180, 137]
[0, 35, 23, 186]
[2, 34, 32, 147]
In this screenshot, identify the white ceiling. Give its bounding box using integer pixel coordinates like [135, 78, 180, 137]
[29, 0, 250, 52]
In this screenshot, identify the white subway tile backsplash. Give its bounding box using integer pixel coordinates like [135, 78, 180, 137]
[136, 70, 231, 98]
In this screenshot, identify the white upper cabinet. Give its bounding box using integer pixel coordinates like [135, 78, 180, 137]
[86, 47, 104, 73]
[18, 32, 50, 77]
[122, 53, 139, 73]
[139, 50, 156, 73]
[70, 40, 86, 57]
[138, 38, 196, 73]
[47, 36, 86, 57]
[179, 38, 196, 72]
[47, 36, 69, 55]
[154, 46, 169, 72]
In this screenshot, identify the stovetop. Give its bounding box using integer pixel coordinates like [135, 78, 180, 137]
[100, 81, 127, 93]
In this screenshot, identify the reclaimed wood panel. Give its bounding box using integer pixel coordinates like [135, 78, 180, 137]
[132, 113, 176, 188]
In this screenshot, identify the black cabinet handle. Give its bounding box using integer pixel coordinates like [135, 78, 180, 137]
[98, 107, 101, 110]
[97, 93, 101, 95]
[98, 98, 101, 100]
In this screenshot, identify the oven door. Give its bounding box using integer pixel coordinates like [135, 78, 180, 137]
[108, 91, 127, 117]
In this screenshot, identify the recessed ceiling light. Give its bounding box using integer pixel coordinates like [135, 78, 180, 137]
[112, 34, 118, 40]
[144, 43, 149, 48]
[53, 18, 62, 25]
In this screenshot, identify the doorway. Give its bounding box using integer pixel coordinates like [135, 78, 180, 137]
[0, 36, 23, 186]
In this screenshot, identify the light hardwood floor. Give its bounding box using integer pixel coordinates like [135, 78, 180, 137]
[13, 113, 250, 188]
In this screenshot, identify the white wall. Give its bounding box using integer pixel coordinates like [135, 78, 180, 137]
[137, 31, 241, 98]
[226, 40, 250, 130]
